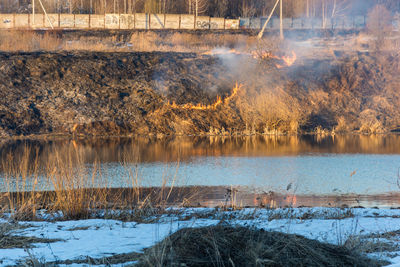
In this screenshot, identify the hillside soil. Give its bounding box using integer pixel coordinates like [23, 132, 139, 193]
[0, 50, 399, 137]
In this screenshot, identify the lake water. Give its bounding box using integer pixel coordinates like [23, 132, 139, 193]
[1, 135, 400, 207]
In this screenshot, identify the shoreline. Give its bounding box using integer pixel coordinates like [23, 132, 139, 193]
[1, 206, 400, 266]
[2, 131, 400, 142]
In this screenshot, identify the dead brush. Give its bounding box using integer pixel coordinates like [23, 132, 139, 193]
[1, 145, 42, 221]
[0, 30, 61, 52]
[137, 224, 384, 267]
[0, 142, 186, 221]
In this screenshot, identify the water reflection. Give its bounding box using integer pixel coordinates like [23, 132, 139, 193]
[2, 135, 400, 166]
[1, 135, 400, 207]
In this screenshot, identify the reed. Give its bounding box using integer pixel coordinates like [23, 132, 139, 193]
[0, 143, 181, 221]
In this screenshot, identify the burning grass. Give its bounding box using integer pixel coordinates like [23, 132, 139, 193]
[137, 224, 385, 267]
[168, 82, 241, 111]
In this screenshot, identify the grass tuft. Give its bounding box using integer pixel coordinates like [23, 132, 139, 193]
[137, 224, 386, 267]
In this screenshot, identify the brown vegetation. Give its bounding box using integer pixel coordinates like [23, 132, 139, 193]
[0, 30, 257, 53]
[138, 225, 384, 266]
[0, 45, 399, 137]
[0, 144, 195, 221]
[0, 223, 61, 249]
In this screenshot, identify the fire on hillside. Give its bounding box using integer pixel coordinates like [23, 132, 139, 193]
[168, 82, 242, 110]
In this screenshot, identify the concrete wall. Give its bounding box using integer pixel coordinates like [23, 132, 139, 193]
[59, 14, 74, 28]
[195, 16, 210, 29]
[105, 14, 119, 29]
[120, 14, 134, 29]
[225, 19, 239, 30]
[31, 14, 44, 28]
[0, 14, 14, 28]
[14, 14, 29, 28]
[180, 14, 194, 29]
[0, 13, 374, 31]
[135, 13, 148, 29]
[150, 14, 165, 29]
[75, 14, 89, 28]
[90, 15, 104, 29]
[165, 14, 180, 29]
[210, 17, 224, 29]
[44, 14, 58, 28]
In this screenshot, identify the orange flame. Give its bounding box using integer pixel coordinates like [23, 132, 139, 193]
[282, 51, 297, 67]
[168, 82, 241, 111]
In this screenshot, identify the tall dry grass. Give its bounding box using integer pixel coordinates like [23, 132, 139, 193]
[0, 30, 62, 51]
[234, 85, 306, 134]
[0, 30, 258, 53]
[0, 143, 180, 220]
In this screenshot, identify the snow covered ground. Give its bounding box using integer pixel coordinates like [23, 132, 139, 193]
[1, 207, 400, 266]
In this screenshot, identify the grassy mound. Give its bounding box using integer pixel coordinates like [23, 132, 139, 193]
[138, 225, 383, 267]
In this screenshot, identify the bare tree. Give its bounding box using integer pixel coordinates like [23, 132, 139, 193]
[367, 4, 393, 51]
[241, 0, 256, 17]
[188, 0, 207, 16]
[321, 0, 350, 28]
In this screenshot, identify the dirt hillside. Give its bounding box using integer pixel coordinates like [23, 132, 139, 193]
[0, 50, 399, 137]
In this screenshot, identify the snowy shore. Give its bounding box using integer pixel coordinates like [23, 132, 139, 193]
[1, 207, 400, 266]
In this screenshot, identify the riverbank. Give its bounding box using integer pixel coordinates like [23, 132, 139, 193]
[1, 48, 399, 137]
[1, 207, 400, 266]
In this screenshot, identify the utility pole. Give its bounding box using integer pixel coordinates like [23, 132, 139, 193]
[306, 0, 309, 17]
[195, 0, 198, 17]
[32, 0, 35, 26]
[38, 0, 54, 28]
[257, 0, 279, 39]
[280, 0, 284, 40]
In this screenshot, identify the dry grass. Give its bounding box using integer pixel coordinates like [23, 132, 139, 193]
[0, 223, 60, 249]
[0, 30, 258, 53]
[0, 30, 62, 51]
[137, 224, 385, 267]
[0, 144, 184, 221]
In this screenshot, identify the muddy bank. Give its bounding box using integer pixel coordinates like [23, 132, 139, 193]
[0, 50, 399, 137]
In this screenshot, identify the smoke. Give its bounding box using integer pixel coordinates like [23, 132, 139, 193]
[208, 47, 257, 80]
